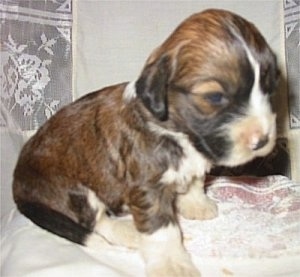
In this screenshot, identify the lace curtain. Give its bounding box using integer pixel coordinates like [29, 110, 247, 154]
[284, 0, 300, 129]
[283, 0, 300, 182]
[0, 0, 73, 131]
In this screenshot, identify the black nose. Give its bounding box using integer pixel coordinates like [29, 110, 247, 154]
[253, 136, 269, 150]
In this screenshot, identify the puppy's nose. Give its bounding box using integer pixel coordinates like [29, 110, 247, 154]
[253, 136, 269, 151]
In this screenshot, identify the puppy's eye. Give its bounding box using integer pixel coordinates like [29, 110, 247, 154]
[204, 92, 228, 106]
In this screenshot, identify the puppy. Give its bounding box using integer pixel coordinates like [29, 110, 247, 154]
[13, 9, 279, 277]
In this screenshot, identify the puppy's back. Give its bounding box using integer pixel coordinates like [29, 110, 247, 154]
[13, 83, 133, 244]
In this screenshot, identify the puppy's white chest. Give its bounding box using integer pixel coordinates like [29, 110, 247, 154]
[159, 130, 211, 193]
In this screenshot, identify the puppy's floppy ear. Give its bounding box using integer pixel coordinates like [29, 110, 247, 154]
[136, 55, 170, 121]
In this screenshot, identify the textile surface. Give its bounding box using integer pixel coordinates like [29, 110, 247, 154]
[1, 176, 300, 277]
[185, 176, 300, 259]
[284, 0, 300, 129]
[283, 0, 300, 182]
[0, 0, 73, 131]
[0, 2, 299, 276]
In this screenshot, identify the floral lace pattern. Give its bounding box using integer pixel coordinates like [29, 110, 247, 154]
[0, 0, 73, 131]
[284, 0, 300, 129]
[183, 176, 300, 259]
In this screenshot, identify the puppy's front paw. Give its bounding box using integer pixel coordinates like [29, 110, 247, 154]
[178, 195, 218, 220]
[141, 224, 201, 276]
[112, 219, 141, 249]
[147, 257, 201, 277]
[96, 217, 140, 249]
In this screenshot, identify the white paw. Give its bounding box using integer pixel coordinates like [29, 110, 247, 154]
[114, 219, 141, 249]
[96, 217, 140, 249]
[141, 225, 201, 276]
[147, 257, 201, 277]
[179, 196, 218, 220]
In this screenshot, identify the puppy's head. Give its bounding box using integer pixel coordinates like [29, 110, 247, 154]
[135, 9, 280, 167]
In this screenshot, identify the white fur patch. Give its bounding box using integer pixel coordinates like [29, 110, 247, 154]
[177, 178, 218, 220]
[86, 190, 140, 249]
[87, 189, 103, 212]
[140, 224, 183, 262]
[218, 38, 276, 167]
[230, 28, 276, 139]
[123, 81, 137, 102]
[245, 45, 275, 131]
[141, 224, 200, 276]
[149, 123, 211, 193]
[243, 45, 276, 152]
[84, 190, 111, 248]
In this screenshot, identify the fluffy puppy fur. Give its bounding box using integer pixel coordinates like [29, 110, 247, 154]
[13, 9, 279, 276]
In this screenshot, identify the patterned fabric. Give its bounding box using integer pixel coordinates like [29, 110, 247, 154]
[184, 176, 300, 259]
[0, 0, 73, 131]
[1, 176, 299, 277]
[284, 0, 300, 129]
[283, 0, 300, 183]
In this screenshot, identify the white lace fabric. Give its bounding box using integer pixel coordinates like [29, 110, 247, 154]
[0, 0, 73, 131]
[183, 176, 300, 259]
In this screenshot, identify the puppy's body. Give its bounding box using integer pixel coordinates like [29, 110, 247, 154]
[14, 83, 194, 233]
[13, 9, 279, 276]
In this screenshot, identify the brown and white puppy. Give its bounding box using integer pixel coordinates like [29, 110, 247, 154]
[13, 9, 279, 277]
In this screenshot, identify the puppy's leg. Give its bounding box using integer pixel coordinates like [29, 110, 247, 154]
[177, 178, 218, 220]
[93, 213, 140, 249]
[129, 185, 201, 277]
[85, 192, 140, 249]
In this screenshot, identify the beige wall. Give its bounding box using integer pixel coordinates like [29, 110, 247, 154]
[74, 0, 285, 96]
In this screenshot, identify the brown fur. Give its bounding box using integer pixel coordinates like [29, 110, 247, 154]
[13, 83, 183, 232]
